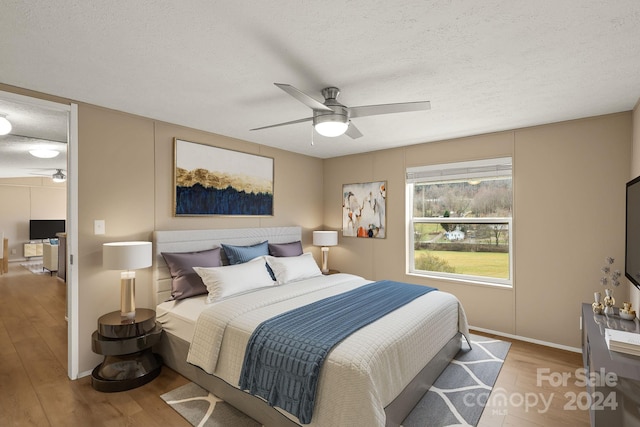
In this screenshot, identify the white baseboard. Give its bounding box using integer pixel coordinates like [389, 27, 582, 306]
[77, 369, 93, 379]
[470, 325, 582, 354]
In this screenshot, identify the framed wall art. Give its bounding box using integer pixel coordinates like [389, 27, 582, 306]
[342, 181, 386, 238]
[174, 139, 274, 216]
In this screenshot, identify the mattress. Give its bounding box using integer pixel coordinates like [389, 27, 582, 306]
[156, 294, 207, 342]
[158, 273, 469, 426]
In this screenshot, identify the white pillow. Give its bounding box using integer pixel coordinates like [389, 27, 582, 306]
[194, 256, 275, 303]
[265, 253, 322, 285]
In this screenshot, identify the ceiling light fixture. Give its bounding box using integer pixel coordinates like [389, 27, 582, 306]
[313, 114, 349, 137]
[52, 169, 66, 183]
[0, 115, 12, 135]
[29, 149, 60, 158]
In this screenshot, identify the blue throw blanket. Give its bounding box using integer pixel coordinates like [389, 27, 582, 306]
[238, 280, 437, 424]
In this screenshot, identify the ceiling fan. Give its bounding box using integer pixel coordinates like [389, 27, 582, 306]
[250, 83, 431, 139]
[30, 168, 66, 182]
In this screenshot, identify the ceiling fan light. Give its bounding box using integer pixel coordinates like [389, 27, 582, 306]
[29, 149, 60, 158]
[52, 169, 66, 183]
[314, 116, 349, 137]
[0, 116, 11, 135]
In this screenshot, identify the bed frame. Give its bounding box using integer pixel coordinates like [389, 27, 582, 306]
[152, 227, 461, 427]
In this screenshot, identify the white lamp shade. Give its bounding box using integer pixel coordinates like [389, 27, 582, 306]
[103, 241, 152, 270]
[315, 121, 348, 137]
[313, 231, 338, 247]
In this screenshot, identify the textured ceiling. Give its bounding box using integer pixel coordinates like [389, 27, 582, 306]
[1, 1, 639, 175]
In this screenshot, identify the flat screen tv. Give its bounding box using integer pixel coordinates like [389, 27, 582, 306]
[29, 219, 65, 240]
[626, 176, 640, 290]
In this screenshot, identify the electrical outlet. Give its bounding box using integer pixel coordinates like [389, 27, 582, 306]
[94, 220, 105, 235]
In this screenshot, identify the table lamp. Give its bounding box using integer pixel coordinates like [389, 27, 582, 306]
[313, 231, 338, 274]
[103, 241, 152, 319]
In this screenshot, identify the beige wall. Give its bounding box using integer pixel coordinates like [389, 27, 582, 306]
[0, 177, 66, 260]
[77, 105, 156, 373]
[323, 113, 632, 349]
[515, 114, 630, 346]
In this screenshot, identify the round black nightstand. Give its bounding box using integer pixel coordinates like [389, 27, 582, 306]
[91, 308, 163, 392]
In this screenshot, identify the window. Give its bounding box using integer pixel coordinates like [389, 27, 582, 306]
[406, 157, 513, 286]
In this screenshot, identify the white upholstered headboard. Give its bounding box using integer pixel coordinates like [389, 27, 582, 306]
[152, 226, 302, 305]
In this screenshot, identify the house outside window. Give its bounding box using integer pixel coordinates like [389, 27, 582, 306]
[406, 157, 513, 287]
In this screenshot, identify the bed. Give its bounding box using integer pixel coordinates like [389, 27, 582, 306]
[152, 227, 470, 427]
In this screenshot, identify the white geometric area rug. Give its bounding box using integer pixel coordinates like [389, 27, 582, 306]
[161, 382, 262, 427]
[402, 334, 511, 427]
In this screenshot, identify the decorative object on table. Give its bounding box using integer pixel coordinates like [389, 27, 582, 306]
[603, 289, 616, 317]
[600, 256, 621, 317]
[342, 181, 386, 238]
[103, 241, 153, 319]
[174, 139, 273, 216]
[620, 301, 637, 321]
[592, 291, 604, 315]
[313, 230, 338, 274]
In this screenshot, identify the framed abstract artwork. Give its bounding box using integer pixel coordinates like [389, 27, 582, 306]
[174, 139, 274, 216]
[342, 181, 386, 238]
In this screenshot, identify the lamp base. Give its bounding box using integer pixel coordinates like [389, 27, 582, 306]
[120, 272, 136, 319]
[321, 246, 330, 274]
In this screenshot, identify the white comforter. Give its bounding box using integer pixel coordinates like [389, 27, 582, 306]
[187, 273, 469, 426]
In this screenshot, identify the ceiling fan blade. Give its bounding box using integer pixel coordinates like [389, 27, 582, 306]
[274, 83, 333, 112]
[250, 117, 313, 131]
[349, 101, 431, 119]
[345, 122, 363, 139]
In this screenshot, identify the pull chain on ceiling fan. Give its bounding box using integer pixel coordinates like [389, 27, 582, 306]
[251, 83, 431, 139]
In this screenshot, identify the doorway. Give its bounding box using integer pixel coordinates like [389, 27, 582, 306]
[0, 89, 79, 379]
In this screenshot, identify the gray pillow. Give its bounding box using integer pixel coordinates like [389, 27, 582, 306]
[268, 241, 303, 257]
[162, 247, 222, 300]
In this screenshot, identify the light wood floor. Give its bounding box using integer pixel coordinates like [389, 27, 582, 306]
[0, 263, 589, 426]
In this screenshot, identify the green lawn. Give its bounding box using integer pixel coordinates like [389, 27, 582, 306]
[415, 249, 509, 279]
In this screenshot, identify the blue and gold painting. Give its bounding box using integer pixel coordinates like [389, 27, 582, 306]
[174, 139, 273, 216]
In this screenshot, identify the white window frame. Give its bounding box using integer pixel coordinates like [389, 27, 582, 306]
[406, 157, 513, 287]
